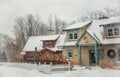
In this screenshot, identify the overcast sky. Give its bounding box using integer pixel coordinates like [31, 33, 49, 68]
[0, 0, 120, 38]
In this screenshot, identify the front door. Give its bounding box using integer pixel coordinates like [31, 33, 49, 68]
[89, 50, 96, 65]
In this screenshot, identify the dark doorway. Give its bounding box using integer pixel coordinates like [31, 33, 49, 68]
[89, 50, 96, 65]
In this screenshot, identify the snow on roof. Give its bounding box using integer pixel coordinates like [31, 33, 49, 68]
[99, 16, 120, 26]
[63, 41, 77, 46]
[87, 20, 104, 43]
[54, 34, 66, 50]
[64, 21, 92, 30]
[87, 16, 120, 44]
[103, 38, 120, 44]
[22, 35, 59, 51]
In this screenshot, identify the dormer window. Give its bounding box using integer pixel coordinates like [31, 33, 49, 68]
[114, 27, 119, 35]
[44, 41, 54, 48]
[107, 26, 120, 37]
[69, 31, 78, 40]
[107, 27, 113, 37]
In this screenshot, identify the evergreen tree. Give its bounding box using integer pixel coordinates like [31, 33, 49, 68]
[34, 47, 40, 64]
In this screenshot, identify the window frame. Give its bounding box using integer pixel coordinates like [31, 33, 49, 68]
[69, 31, 78, 40]
[107, 26, 120, 38]
[67, 50, 73, 59]
[114, 27, 119, 36]
[107, 27, 113, 37]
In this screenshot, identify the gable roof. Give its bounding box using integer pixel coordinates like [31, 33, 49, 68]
[22, 35, 60, 52]
[39, 47, 56, 53]
[87, 16, 120, 44]
[63, 21, 92, 31]
[22, 34, 66, 52]
[76, 30, 100, 46]
[63, 16, 120, 46]
[54, 34, 66, 48]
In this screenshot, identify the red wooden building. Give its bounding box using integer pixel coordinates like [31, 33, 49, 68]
[39, 47, 62, 64]
[21, 34, 66, 64]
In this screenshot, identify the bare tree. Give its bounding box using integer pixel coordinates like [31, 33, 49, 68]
[77, 8, 120, 22]
[12, 14, 49, 61]
[14, 14, 48, 47]
[48, 14, 67, 34]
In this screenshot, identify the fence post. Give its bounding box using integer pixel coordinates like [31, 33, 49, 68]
[39, 62, 41, 65]
[50, 62, 52, 73]
[44, 62, 46, 65]
[68, 61, 71, 71]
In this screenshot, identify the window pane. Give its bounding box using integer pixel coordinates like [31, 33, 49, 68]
[114, 27, 119, 35]
[69, 33, 73, 39]
[108, 28, 113, 36]
[49, 42, 52, 45]
[74, 33, 78, 39]
[45, 42, 49, 47]
[67, 51, 73, 58]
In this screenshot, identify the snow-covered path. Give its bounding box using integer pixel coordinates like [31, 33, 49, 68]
[0, 65, 120, 77]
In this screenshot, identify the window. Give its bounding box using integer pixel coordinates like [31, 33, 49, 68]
[69, 33, 73, 39]
[69, 31, 78, 40]
[67, 50, 73, 59]
[114, 27, 119, 35]
[49, 42, 52, 45]
[44, 42, 49, 47]
[118, 49, 120, 61]
[107, 26, 120, 37]
[74, 33, 78, 39]
[107, 28, 113, 37]
[44, 41, 54, 47]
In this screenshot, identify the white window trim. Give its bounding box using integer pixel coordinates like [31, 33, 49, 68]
[67, 50, 73, 59]
[69, 31, 78, 40]
[107, 26, 120, 37]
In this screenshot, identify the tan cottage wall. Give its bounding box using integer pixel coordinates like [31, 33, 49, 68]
[99, 44, 120, 68]
[78, 33, 96, 66]
[78, 28, 86, 38]
[80, 33, 96, 44]
[80, 44, 120, 68]
[103, 26, 107, 39]
[81, 47, 90, 66]
[63, 47, 79, 66]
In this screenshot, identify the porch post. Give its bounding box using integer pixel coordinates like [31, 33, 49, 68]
[94, 43, 98, 65]
[78, 44, 82, 65]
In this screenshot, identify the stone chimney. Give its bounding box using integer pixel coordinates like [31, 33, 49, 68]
[48, 29, 55, 35]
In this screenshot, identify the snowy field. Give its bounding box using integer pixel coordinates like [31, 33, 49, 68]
[0, 64, 120, 77]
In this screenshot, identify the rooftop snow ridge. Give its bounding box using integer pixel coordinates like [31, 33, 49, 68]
[63, 21, 92, 30]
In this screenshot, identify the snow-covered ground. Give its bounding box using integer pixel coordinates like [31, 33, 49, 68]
[0, 64, 120, 77]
